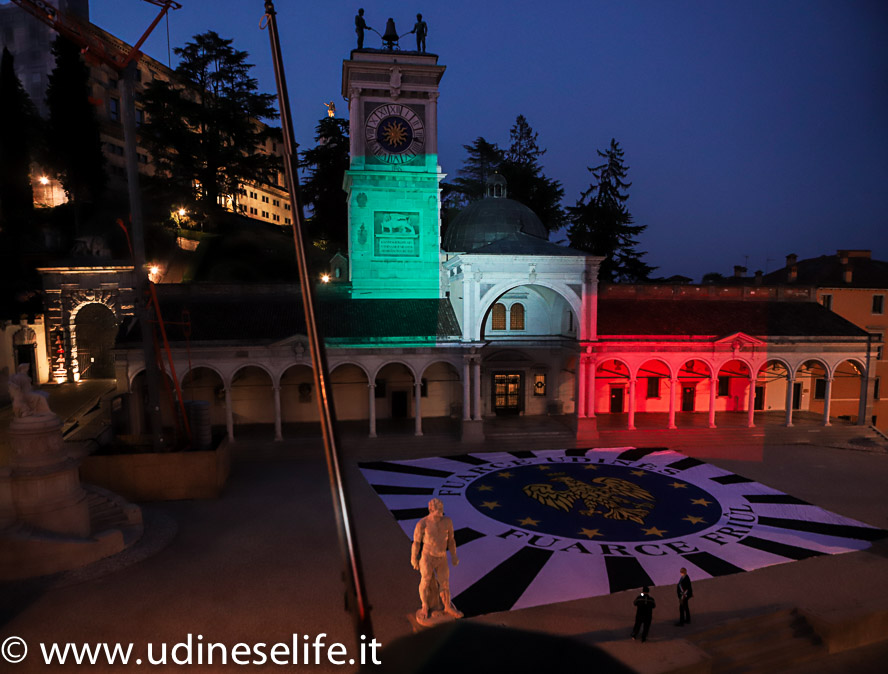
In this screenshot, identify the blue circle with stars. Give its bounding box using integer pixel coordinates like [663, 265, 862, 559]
[465, 463, 722, 542]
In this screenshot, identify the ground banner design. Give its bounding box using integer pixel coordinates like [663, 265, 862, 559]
[359, 448, 886, 617]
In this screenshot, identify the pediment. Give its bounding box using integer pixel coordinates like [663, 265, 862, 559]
[715, 332, 766, 347]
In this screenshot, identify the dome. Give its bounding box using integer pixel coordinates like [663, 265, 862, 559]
[442, 197, 549, 252]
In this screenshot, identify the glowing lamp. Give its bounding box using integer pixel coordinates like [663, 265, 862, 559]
[177, 208, 186, 217]
[39, 176, 50, 185]
[321, 274, 331, 283]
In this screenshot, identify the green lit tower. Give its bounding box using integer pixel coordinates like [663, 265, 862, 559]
[342, 49, 445, 299]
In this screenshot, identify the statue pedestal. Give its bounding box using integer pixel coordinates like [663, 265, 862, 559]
[461, 419, 485, 443]
[9, 414, 90, 537]
[577, 416, 599, 441]
[409, 607, 464, 631]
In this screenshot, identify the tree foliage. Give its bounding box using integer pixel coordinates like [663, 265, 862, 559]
[450, 136, 503, 202]
[299, 116, 349, 253]
[449, 116, 566, 233]
[45, 36, 106, 212]
[141, 31, 278, 222]
[0, 47, 39, 228]
[500, 114, 566, 233]
[567, 139, 655, 282]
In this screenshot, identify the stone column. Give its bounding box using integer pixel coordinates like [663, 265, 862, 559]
[857, 370, 870, 426]
[822, 377, 833, 427]
[747, 375, 756, 428]
[472, 358, 482, 421]
[273, 384, 282, 441]
[668, 377, 678, 429]
[368, 383, 377, 438]
[414, 379, 423, 436]
[225, 385, 234, 442]
[577, 356, 587, 419]
[708, 377, 718, 428]
[627, 379, 637, 431]
[588, 360, 597, 418]
[784, 376, 795, 427]
[462, 359, 471, 421]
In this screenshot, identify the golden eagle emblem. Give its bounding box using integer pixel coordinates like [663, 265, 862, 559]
[523, 475, 655, 525]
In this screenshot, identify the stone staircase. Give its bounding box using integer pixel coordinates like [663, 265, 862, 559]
[85, 486, 143, 545]
[597, 423, 886, 454]
[687, 608, 827, 674]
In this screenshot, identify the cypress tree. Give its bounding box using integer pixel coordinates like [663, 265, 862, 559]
[568, 139, 655, 282]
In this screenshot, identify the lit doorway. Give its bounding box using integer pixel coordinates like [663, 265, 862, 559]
[493, 373, 522, 416]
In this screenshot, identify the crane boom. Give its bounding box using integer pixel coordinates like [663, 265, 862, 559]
[9, 0, 181, 72]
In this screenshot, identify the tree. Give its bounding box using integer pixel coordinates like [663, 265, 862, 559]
[500, 114, 566, 233]
[299, 116, 349, 254]
[701, 272, 727, 284]
[0, 47, 39, 228]
[45, 36, 107, 221]
[141, 31, 278, 222]
[567, 139, 655, 282]
[450, 136, 503, 202]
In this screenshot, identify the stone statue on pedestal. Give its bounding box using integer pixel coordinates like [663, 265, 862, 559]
[412, 498, 463, 625]
[8, 364, 51, 418]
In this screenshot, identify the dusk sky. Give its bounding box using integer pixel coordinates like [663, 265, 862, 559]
[88, 0, 888, 281]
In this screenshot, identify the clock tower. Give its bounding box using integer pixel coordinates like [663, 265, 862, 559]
[342, 51, 446, 299]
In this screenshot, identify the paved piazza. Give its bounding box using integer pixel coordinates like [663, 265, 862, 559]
[360, 448, 887, 617]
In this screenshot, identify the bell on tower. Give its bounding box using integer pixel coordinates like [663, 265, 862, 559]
[486, 173, 508, 199]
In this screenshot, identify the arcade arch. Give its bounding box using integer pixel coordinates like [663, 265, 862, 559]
[181, 366, 227, 431]
[478, 283, 578, 341]
[230, 366, 275, 440]
[280, 364, 318, 431]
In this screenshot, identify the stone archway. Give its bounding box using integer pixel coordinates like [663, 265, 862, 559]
[420, 361, 463, 431]
[829, 359, 868, 425]
[280, 364, 319, 437]
[73, 302, 118, 379]
[754, 359, 793, 425]
[230, 366, 275, 440]
[479, 283, 579, 342]
[12, 326, 38, 383]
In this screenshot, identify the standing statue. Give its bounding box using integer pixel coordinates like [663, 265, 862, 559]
[412, 498, 463, 623]
[8, 364, 52, 418]
[411, 14, 428, 53]
[324, 101, 336, 117]
[355, 8, 372, 49]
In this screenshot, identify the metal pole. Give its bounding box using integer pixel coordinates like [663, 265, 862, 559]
[120, 62, 165, 451]
[261, 0, 374, 641]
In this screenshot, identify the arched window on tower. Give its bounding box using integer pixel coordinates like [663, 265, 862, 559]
[491, 303, 506, 330]
[510, 303, 525, 330]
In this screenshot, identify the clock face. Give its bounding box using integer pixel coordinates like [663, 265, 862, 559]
[365, 104, 425, 164]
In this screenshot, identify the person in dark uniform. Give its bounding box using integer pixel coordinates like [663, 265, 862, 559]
[411, 13, 428, 52]
[355, 9, 372, 49]
[676, 567, 693, 625]
[631, 586, 656, 642]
